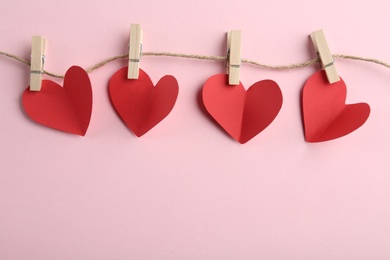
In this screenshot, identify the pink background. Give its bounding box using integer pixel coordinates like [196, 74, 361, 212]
[1, 0, 390, 259]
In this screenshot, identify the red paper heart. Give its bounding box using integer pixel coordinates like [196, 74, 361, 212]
[109, 67, 179, 137]
[22, 66, 93, 136]
[302, 70, 370, 142]
[202, 74, 283, 144]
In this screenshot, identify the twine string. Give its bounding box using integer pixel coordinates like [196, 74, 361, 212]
[1, 50, 390, 79]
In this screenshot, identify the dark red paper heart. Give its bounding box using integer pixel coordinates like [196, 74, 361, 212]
[202, 74, 283, 144]
[302, 70, 370, 142]
[109, 67, 179, 137]
[22, 66, 93, 136]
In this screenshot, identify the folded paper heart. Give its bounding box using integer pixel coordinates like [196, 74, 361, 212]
[109, 68, 179, 137]
[202, 74, 283, 144]
[22, 66, 93, 136]
[302, 70, 370, 142]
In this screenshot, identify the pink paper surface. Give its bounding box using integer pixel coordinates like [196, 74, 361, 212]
[302, 70, 370, 142]
[1, 1, 390, 259]
[109, 67, 178, 137]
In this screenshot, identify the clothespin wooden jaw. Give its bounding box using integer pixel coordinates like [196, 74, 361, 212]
[30, 35, 46, 91]
[227, 30, 241, 85]
[310, 29, 340, 84]
[128, 24, 143, 79]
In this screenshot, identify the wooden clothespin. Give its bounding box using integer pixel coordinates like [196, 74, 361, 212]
[128, 24, 143, 79]
[227, 30, 241, 85]
[310, 29, 340, 84]
[30, 35, 46, 91]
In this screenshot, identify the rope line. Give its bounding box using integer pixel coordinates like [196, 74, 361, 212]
[1, 50, 389, 79]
